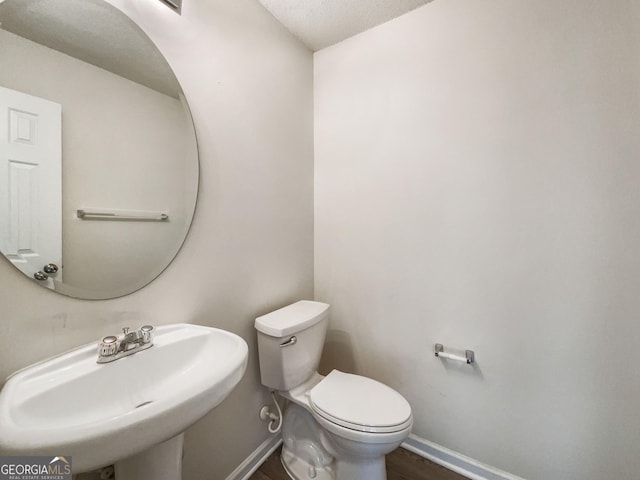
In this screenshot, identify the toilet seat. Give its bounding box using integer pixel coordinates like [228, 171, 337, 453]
[309, 370, 412, 434]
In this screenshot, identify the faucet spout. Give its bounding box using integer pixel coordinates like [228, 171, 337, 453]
[119, 330, 143, 352]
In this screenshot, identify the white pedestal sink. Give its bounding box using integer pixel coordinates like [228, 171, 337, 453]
[0, 324, 248, 479]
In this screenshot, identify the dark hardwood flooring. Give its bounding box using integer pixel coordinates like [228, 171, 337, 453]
[249, 446, 468, 480]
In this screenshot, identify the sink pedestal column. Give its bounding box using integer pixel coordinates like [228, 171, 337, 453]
[115, 433, 184, 480]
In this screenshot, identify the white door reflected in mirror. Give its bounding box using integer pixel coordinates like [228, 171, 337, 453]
[0, 85, 62, 289]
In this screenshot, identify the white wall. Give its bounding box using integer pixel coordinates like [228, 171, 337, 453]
[314, 1, 640, 479]
[0, 0, 313, 477]
[0, 29, 197, 298]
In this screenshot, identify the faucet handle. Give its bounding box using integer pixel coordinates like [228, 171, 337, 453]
[122, 327, 130, 335]
[99, 335, 118, 357]
[140, 325, 155, 344]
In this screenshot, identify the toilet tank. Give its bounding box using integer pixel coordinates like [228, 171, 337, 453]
[255, 301, 329, 391]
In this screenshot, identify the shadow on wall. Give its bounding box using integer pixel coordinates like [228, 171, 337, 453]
[319, 329, 357, 375]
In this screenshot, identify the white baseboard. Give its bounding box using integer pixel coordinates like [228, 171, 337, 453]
[225, 434, 283, 480]
[402, 434, 527, 480]
[226, 432, 525, 480]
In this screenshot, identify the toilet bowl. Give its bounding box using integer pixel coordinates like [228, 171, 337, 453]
[255, 301, 412, 480]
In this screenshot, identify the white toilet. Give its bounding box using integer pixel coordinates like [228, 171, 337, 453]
[255, 300, 413, 480]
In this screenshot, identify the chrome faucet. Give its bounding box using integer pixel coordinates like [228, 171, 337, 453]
[97, 325, 155, 363]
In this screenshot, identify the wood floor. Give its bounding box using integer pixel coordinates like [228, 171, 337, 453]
[249, 446, 468, 480]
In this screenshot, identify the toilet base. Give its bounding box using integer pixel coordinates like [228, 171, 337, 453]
[281, 446, 334, 480]
[281, 403, 334, 479]
[280, 403, 397, 480]
[333, 456, 386, 480]
[281, 445, 387, 480]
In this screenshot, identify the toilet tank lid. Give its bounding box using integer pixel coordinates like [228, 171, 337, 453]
[255, 300, 329, 337]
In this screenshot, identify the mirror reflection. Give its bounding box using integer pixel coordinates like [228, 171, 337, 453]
[0, 0, 199, 299]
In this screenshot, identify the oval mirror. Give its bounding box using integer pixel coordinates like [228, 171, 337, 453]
[0, 0, 198, 299]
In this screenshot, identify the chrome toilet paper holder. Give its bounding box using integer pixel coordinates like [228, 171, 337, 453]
[435, 344, 475, 365]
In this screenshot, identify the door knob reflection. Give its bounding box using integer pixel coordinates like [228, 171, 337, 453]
[34, 271, 48, 281]
[44, 263, 59, 274]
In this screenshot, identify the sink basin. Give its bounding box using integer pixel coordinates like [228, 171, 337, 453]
[0, 323, 248, 473]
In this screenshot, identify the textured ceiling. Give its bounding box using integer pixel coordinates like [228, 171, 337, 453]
[0, 0, 181, 98]
[257, 0, 431, 51]
[0, 0, 432, 92]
